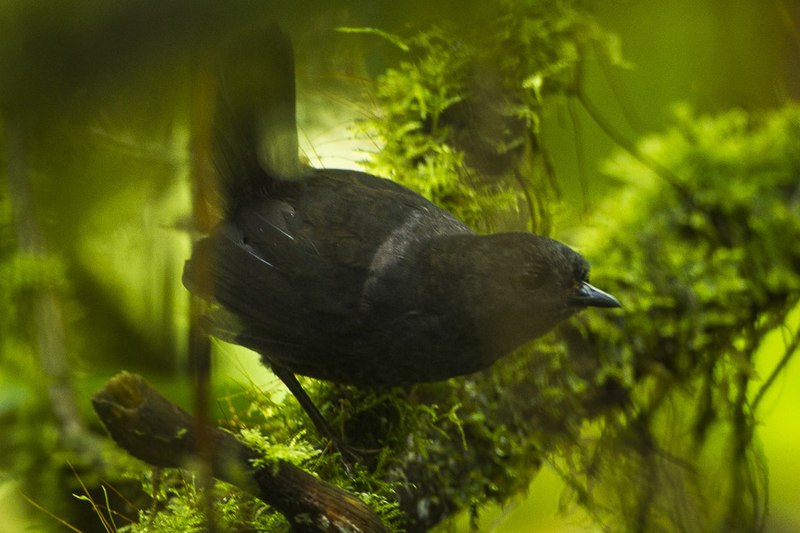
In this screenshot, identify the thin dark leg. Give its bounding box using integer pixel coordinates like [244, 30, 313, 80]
[271, 366, 379, 470]
[271, 365, 338, 443]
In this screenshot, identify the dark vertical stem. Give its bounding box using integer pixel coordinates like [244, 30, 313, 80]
[187, 56, 218, 531]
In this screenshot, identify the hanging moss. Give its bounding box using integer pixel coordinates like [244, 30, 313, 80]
[565, 103, 800, 532]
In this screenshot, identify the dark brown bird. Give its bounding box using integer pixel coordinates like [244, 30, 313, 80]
[183, 27, 619, 437]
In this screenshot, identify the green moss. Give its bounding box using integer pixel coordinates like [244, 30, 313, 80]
[566, 104, 800, 531]
[119, 471, 284, 533]
[352, 0, 622, 234]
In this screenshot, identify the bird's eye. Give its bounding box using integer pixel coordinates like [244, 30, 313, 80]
[521, 268, 547, 290]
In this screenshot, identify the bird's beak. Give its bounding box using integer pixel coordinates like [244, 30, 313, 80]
[570, 282, 621, 308]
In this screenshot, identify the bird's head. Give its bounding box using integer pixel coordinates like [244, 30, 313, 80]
[456, 232, 620, 358]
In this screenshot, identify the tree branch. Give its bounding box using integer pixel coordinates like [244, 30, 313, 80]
[91, 372, 387, 533]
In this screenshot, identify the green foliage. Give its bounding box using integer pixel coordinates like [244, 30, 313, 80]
[355, 27, 512, 231]
[238, 428, 319, 471]
[119, 470, 282, 533]
[565, 103, 800, 531]
[353, 0, 621, 233]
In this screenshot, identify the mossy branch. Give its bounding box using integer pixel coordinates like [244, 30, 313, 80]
[91, 372, 387, 533]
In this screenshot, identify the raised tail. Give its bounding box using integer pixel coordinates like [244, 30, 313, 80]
[212, 25, 302, 209]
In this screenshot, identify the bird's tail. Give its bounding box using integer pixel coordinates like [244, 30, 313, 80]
[212, 25, 301, 209]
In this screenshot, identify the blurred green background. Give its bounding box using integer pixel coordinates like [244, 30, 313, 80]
[1, 0, 798, 531]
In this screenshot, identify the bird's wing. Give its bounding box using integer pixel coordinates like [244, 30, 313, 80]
[183, 182, 378, 357]
[184, 166, 474, 368]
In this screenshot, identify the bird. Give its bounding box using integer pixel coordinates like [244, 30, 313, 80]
[182, 27, 620, 439]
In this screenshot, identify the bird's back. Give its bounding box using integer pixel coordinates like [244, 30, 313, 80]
[184, 166, 476, 383]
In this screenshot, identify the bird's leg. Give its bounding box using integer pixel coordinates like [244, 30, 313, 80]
[270, 366, 380, 474]
[271, 365, 340, 444]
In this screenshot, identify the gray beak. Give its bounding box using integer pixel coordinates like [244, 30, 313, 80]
[570, 282, 621, 308]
